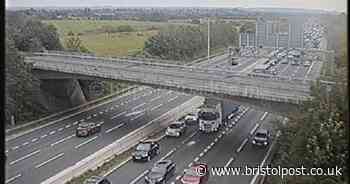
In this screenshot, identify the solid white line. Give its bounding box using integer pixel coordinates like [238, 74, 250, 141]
[31, 138, 38, 142]
[132, 103, 146, 111]
[40, 134, 47, 138]
[224, 157, 234, 168]
[130, 113, 144, 121]
[10, 150, 40, 165]
[111, 111, 126, 120]
[103, 156, 132, 177]
[150, 96, 161, 102]
[51, 135, 74, 147]
[305, 61, 315, 78]
[250, 123, 260, 135]
[150, 104, 163, 111]
[5, 174, 22, 184]
[74, 136, 98, 149]
[168, 96, 178, 102]
[105, 123, 125, 133]
[35, 153, 64, 169]
[260, 112, 268, 121]
[129, 170, 149, 184]
[236, 138, 248, 153]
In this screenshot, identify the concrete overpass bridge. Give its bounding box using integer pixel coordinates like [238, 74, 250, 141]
[25, 52, 319, 114]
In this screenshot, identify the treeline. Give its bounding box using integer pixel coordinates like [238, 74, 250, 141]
[144, 24, 238, 61]
[5, 11, 63, 124]
[266, 14, 348, 184]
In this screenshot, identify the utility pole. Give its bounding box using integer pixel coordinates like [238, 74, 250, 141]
[208, 17, 210, 64]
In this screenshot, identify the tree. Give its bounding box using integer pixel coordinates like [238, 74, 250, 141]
[65, 32, 90, 53]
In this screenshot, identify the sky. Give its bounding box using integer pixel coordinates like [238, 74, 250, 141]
[6, 0, 347, 12]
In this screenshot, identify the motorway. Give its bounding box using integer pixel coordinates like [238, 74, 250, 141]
[105, 104, 281, 184]
[5, 88, 192, 184]
[7, 48, 321, 184]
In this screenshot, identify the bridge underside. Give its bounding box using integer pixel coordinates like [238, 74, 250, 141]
[34, 69, 300, 115]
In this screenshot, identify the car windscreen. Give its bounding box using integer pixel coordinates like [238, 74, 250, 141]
[136, 143, 151, 151]
[255, 132, 267, 138]
[198, 111, 219, 121]
[151, 167, 166, 174]
[79, 123, 89, 128]
[184, 169, 200, 176]
[169, 123, 182, 129]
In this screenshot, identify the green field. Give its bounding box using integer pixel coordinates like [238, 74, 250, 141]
[44, 20, 195, 56]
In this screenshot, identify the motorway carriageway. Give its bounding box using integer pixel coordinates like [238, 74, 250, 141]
[5, 87, 192, 184]
[105, 104, 282, 184]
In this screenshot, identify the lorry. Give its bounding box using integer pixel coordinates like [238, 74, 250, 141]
[198, 99, 222, 132]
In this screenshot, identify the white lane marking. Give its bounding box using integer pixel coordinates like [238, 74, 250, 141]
[103, 156, 133, 177]
[11, 146, 20, 150]
[260, 112, 268, 121]
[167, 96, 178, 102]
[224, 157, 234, 168]
[236, 138, 248, 153]
[65, 124, 71, 128]
[150, 104, 163, 111]
[129, 170, 149, 184]
[35, 153, 65, 169]
[31, 138, 38, 142]
[40, 134, 47, 138]
[111, 111, 126, 120]
[130, 113, 144, 121]
[5, 150, 9, 153]
[110, 107, 114, 110]
[194, 157, 199, 162]
[99, 121, 105, 125]
[250, 123, 260, 135]
[5, 174, 22, 184]
[159, 148, 176, 161]
[182, 131, 198, 144]
[199, 152, 204, 157]
[176, 175, 182, 180]
[9, 150, 40, 165]
[250, 130, 281, 184]
[22, 142, 29, 146]
[105, 123, 125, 133]
[49, 131, 56, 135]
[131, 103, 146, 111]
[74, 136, 98, 149]
[58, 128, 64, 132]
[305, 61, 315, 78]
[73, 121, 78, 125]
[79, 119, 84, 122]
[86, 116, 92, 120]
[150, 96, 161, 102]
[51, 135, 75, 147]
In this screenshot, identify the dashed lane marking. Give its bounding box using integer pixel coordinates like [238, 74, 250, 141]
[73, 121, 78, 125]
[129, 170, 149, 184]
[130, 113, 144, 121]
[105, 123, 125, 133]
[65, 124, 71, 128]
[49, 131, 56, 135]
[5, 174, 22, 184]
[40, 134, 47, 139]
[22, 142, 29, 146]
[9, 150, 40, 166]
[132, 103, 146, 111]
[224, 157, 234, 168]
[236, 138, 248, 153]
[111, 111, 126, 120]
[250, 123, 260, 135]
[58, 128, 64, 132]
[167, 96, 178, 102]
[150, 104, 163, 111]
[150, 96, 161, 102]
[31, 138, 38, 142]
[74, 136, 98, 149]
[35, 153, 64, 169]
[260, 112, 268, 121]
[51, 135, 75, 147]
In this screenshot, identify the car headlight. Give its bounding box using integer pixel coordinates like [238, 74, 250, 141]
[252, 140, 256, 144]
[264, 142, 268, 145]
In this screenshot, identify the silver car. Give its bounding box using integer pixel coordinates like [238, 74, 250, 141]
[165, 121, 186, 137]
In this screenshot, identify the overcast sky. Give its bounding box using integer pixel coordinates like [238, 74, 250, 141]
[6, 0, 347, 12]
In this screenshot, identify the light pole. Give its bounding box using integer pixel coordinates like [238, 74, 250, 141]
[208, 17, 210, 64]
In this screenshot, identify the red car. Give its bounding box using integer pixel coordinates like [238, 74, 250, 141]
[181, 163, 209, 184]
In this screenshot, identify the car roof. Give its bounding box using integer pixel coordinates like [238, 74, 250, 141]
[84, 176, 103, 184]
[139, 140, 156, 144]
[170, 121, 184, 125]
[154, 160, 173, 167]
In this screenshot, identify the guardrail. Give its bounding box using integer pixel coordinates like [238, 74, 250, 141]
[41, 96, 205, 184]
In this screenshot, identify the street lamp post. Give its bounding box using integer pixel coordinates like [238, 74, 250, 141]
[208, 17, 210, 64]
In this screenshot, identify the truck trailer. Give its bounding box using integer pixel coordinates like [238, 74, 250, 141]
[198, 99, 222, 132]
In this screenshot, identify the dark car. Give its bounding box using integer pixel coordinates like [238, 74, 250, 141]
[252, 129, 270, 146]
[145, 160, 176, 184]
[76, 122, 101, 137]
[132, 140, 160, 162]
[181, 163, 209, 184]
[184, 113, 198, 125]
[165, 121, 187, 137]
[84, 176, 111, 184]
